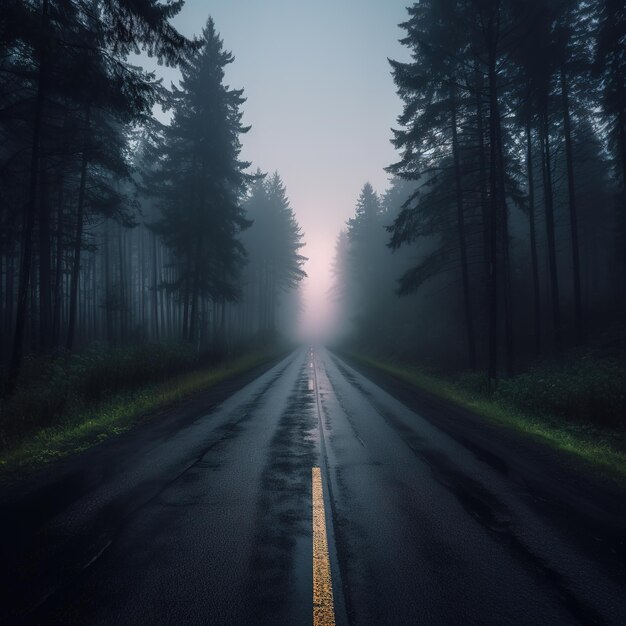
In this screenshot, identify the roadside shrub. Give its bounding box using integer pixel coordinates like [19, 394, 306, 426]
[0, 343, 197, 447]
[493, 357, 626, 428]
[454, 371, 491, 397]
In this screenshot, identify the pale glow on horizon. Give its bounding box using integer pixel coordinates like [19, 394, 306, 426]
[299, 236, 336, 342]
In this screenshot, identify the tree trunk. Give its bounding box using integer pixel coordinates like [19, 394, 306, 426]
[52, 175, 65, 349]
[0, 247, 4, 358]
[221, 297, 226, 352]
[560, 66, 584, 343]
[525, 121, 541, 355]
[124, 229, 132, 335]
[118, 223, 126, 340]
[66, 104, 91, 351]
[139, 226, 145, 332]
[496, 109, 514, 377]
[486, 30, 499, 389]
[188, 257, 201, 344]
[182, 255, 191, 341]
[104, 219, 113, 343]
[7, 0, 49, 393]
[152, 231, 159, 339]
[92, 250, 97, 338]
[451, 87, 476, 369]
[540, 107, 562, 350]
[5, 246, 15, 341]
[159, 245, 166, 337]
[30, 273, 38, 354]
[38, 167, 52, 352]
[475, 62, 490, 287]
[614, 58, 626, 297]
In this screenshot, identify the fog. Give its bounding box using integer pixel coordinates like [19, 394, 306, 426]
[138, 0, 411, 341]
[3, 3, 626, 621]
[1, 0, 625, 390]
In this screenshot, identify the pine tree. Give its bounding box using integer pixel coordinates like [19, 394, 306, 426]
[387, 0, 478, 369]
[3, 0, 194, 392]
[151, 17, 253, 343]
[242, 172, 306, 334]
[346, 183, 389, 338]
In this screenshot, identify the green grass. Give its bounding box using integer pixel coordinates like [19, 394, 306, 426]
[347, 352, 626, 482]
[0, 349, 282, 480]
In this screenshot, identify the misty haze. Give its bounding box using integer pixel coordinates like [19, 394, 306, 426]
[1, 1, 626, 624]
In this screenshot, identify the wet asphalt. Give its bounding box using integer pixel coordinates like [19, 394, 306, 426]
[1, 347, 626, 625]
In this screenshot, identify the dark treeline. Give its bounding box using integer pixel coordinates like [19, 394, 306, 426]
[0, 2, 306, 393]
[334, 0, 625, 386]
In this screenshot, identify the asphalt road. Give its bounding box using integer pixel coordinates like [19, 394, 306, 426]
[1, 347, 626, 625]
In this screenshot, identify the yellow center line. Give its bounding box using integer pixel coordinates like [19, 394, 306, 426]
[312, 466, 336, 626]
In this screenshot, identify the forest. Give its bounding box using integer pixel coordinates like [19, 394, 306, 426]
[0, 0, 625, 473]
[333, 0, 626, 399]
[0, 2, 306, 386]
[2, 3, 626, 621]
[0, 1, 308, 462]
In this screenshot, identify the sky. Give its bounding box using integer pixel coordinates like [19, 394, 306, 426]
[142, 0, 411, 339]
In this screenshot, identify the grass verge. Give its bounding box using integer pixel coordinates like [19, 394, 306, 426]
[345, 352, 626, 483]
[0, 348, 283, 481]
